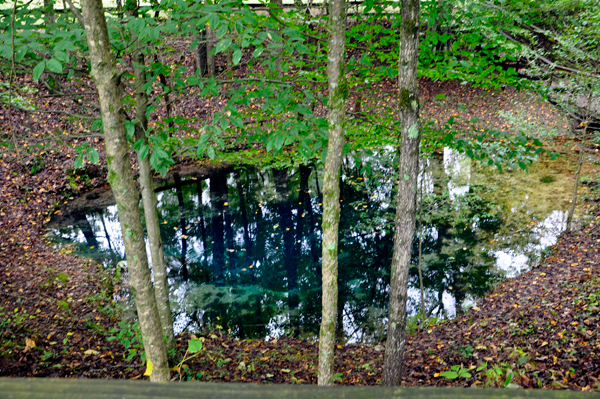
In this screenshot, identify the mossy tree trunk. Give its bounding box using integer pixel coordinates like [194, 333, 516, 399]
[383, 0, 421, 386]
[80, 0, 169, 382]
[318, 0, 347, 386]
[129, 3, 176, 356]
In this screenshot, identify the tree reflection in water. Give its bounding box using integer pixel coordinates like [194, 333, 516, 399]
[46, 150, 567, 342]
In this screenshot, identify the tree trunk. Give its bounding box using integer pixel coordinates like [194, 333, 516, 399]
[80, 0, 169, 382]
[195, 30, 208, 76]
[417, 173, 425, 320]
[131, 19, 176, 356]
[318, 0, 347, 385]
[175, 174, 189, 281]
[74, 214, 99, 249]
[210, 171, 226, 283]
[223, 191, 236, 283]
[299, 165, 319, 264]
[383, 0, 421, 386]
[566, 143, 584, 231]
[235, 171, 253, 268]
[205, 1, 216, 78]
[273, 169, 299, 335]
[44, 0, 55, 26]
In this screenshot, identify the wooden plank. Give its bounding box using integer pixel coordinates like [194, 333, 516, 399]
[0, 378, 594, 399]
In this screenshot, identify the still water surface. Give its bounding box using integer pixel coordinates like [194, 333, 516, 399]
[46, 150, 571, 342]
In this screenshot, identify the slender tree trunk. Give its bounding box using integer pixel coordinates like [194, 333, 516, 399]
[205, 1, 216, 77]
[152, 56, 174, 133]
[80, 0, 169, 381]
[44, 0, 55, 26]
[383, 0, 421, 386]
[299, 165, 319, 264]
[175, 174, 189, 281]
[131, 21, 176, 356]
[417, 171, 425, 320]
[210, 171, 226, 283]
[566, 143, 585, 231]
[318, 0, 347, 385]
[195, 30, 208, 76]
[74, 214, 99, 248]
[235, 171, 253, 267]
[273, 169, 299, 335]
[196, 179, 209, 250]
[224, 194, 236, 283]
[207, 29, 216, 76]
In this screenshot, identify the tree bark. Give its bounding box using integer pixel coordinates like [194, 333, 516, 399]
[383, 0, 421, 386]
[195, 30, 208, 76]
[80, 0, 169, 381]
[175, 174, 189, 281]
[131, 17, 176, 356]
[43, 0, 55, 26]
[318, 0, 347, 385]
[566, 143, 584, 231]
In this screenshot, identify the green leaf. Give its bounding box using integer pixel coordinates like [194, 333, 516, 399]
[216, 25, 228, 39]
[150, 152, 159, 170]
[252, 46, 263, 58]
[207, 147, 216, 159]
[232, 49, 242, 65]
[46, 58, 63, 73]
[214, 37, 232, 54]
[139, 145, 149, 161]
[54, 50, 69, 63]
[86, 147, 99, 164]
[187, 339, 203, 353]
[125, 121, 135, 139]
[403, 174, 410, 181]
[33, 61, 46, 82]
[133, 139, 144, 151]
[74, 152, 84, 169]
[440, 371, 458, 379]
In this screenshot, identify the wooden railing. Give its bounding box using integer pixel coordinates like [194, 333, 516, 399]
[0, 378, 595, 398]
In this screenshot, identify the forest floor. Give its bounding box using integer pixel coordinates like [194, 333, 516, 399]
[0, 67, 599, 391]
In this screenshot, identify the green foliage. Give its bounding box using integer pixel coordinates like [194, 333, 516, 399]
[440, 365, 472, 379]
[107, 321, 145, 362]
[0, 82, 37, 111]
[172, 336, 204, 381]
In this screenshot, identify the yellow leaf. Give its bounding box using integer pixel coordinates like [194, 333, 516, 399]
[144, 360, 154, 377]
[84, 349, 99, 356]
[434, 373, 440, 378]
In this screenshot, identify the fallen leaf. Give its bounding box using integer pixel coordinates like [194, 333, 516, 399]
[144, 360, 154, 377]
[24, 338, 36, 352]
